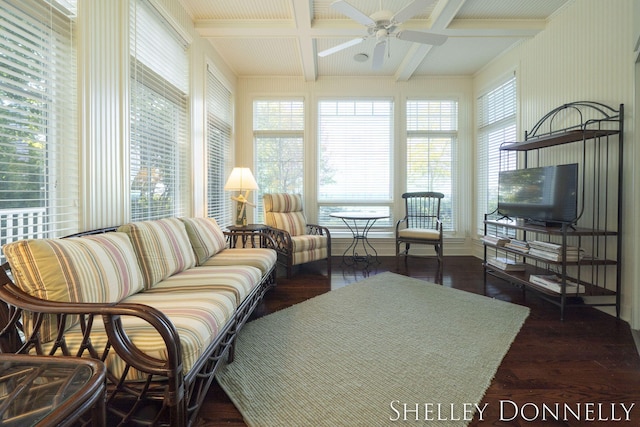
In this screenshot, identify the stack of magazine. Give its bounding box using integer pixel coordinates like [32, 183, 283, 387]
[528, 240, 583, 262]
[529, 274, 585, 294]
[481, 235, 510, 247]
[504, 239, 529, 254]
[487, 256, 526, 271]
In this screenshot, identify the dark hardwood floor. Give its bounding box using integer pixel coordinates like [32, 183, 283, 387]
[197, 256, 640, 426]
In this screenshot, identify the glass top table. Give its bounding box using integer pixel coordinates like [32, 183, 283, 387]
[330, 212, 389, 267]
[0, 354, 106, 426]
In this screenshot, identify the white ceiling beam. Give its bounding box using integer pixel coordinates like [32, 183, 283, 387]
[291, 0, 317, 82]
[395, 0, 467, 81]
[430, 0, 467, 30]
[395, 43, 434, 81]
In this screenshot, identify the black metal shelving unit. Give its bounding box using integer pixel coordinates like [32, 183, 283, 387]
[483, 102, 623, 320]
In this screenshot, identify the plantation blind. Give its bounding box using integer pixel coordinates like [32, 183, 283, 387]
[317, 99, 393, 227]
[129, 0, 188, 221]
[406, 100, 458, 231]
[0, 0, 78, 262]
[476, 76, 517, 235]
[206, 66, 233, 226]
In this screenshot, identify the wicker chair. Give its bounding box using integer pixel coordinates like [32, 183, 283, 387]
[395, 192, 444, 281]
[263, 193, 331, 278]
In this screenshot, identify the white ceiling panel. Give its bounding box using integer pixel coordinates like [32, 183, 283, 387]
[313, 0, 438, 20]
[209, 38, 303, 77]
[180, 0, 292, 20]
[414, 36, 523, 76]
[456, 0, 569, 19]
[318, 37, 413, 76]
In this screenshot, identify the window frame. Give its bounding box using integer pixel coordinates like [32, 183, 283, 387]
[253, 98, 305, 224]
[206, 64, 234, 227]
[129, 0, 189, 222]
[316, 98, 395, 229]
[405, 99, 459, 232]
[0, 0, 79, 263]
[476, 74, 517, 236]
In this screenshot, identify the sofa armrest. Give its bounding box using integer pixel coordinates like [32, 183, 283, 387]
[307, 224, 331, 256]
[260, 227, 293, 256]
[307, 223, 330, 237]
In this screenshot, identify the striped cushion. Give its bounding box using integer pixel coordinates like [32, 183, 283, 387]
[201, 248, 277, 276]
[290, 235, 329, 266]
[151, 265, 262, 306]
[180, 217, 227, 265]
[118, 218, 197, 289]
[2, 232, 144, 343]
[263, 193, 307, 236]
[291, 234, 328, 253]
[40, 287, 237, 380]
[293, 247, 329, 266]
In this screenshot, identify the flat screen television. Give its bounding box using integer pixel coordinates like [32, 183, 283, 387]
[497, 163, 579, 226]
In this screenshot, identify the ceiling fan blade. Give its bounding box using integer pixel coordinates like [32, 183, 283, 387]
[396, 30, 447, 46]
[391, 0, 430, 24]
[318, 38, 364, 57]
[371, 39, 386, 70]
[330, 0, 375, 26]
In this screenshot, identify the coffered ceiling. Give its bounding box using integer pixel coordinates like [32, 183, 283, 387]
[179, 0, 570, 81]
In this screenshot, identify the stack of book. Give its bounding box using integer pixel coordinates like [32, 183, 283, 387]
[487, 256, 526, 271]
[528, 240, 583, 262]
[504, 239, 529, 253]
[481, 235, 510, 247]
[529, 274, 585, 294]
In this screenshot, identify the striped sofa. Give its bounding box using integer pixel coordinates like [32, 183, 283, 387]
[0, 217, 277, 427]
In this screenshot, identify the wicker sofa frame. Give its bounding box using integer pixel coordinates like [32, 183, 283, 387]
[0, 225, 276, 427]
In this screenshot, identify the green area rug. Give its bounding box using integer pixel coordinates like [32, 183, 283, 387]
[216, 272, 529, 426]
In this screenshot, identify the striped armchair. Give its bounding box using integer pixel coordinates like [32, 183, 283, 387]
[263, 193, 331, 278]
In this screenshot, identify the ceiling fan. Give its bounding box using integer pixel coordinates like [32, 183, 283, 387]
[318, 0, 448, 70]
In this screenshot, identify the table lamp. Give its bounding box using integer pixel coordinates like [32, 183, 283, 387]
[224, 167, 259, 226]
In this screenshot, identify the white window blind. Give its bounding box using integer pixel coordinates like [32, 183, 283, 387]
[406, 100, 458, 231]
[206, 67, 233, 226]
[253, 99, 304, 223]
[476, 76, 517, 234]
[317, 99, 393, 227]
[0, 0, 78, 263]
[129, 0, 188, 221]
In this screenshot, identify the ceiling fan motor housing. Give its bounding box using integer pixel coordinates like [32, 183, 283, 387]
[368, 10, 396, 34]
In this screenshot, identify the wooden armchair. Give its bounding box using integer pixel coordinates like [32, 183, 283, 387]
[396, 192, 444, 281]
[262, 193, 331, 278]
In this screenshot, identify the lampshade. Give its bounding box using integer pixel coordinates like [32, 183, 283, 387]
[224, 168, 259, 191]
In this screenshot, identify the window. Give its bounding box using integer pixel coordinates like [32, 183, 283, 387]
[317, 100, 393, 227]
[206, 66, 233, 226]
[406, 100, 458, 231]
[0, 0, 78, 263]
[476, 76, 517, 234]
[253, 99, 304, 222]
[129, 0, 188, 221]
